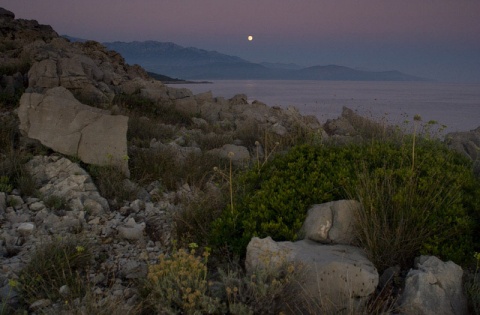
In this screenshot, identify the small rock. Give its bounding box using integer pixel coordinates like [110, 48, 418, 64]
[117, 218, 145, 241]
[29, 201, 45, 212]
[17, 222, 35, 236]
[29, 299, 52, 311]
[7, 195, 23, 209]
[59, 285, 70, 297]
[130, 199, 145, 212]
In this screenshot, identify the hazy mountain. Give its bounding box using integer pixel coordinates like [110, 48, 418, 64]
[62, 38, 426, 81]
[259, 62, 303, 70]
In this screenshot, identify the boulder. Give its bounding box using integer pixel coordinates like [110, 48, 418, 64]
[398, 255, 467, 315]
[445, 126, 480, 176]
[246, 236, 378, 313]
[299, 200, 360, 245]
[117, 218, 146, 241]
[17, 222, 35, 236]
[18, 87, 129, 175]
[28, 59, 59, 88]
[229, 93, 248, 105]
[174, 96, 199, 116]
[210, 144, 250, 166]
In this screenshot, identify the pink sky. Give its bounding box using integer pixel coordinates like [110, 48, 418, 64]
[2, 0, 480, 82]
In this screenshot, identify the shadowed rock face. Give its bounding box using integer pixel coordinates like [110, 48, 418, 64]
[18, 87, 129, 176]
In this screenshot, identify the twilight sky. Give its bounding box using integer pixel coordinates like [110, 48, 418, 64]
[3, 0, 480, 82]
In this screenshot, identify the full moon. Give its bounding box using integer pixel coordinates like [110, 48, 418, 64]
[247, 35, 253, 41]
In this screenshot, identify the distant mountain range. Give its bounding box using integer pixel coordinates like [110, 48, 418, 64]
[64, 36, 427, 81]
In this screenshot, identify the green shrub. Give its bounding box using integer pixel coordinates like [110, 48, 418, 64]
[351, 139, 478, 271]
[211, 143, 360, 254]
[0, 176, 12, 193]
[44, 195, 70, 211]
[211, 138, 480, 267]
[18, 236, 93, 304]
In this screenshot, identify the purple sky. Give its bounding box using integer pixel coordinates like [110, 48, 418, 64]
[3, 0, 480, 82]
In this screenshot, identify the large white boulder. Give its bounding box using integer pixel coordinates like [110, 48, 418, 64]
[18, 87, 129, 175]
[246, 236, 378, 313]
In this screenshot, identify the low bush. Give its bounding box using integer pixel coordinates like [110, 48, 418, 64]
[44, 195, 71, 211]
[127, 114, 178, 148]
[0, 60, 31, 77]
[130, 148, 226, 191]
[174, 186, 228, 248]
[113, 92, 193, 126]
[87, 164, 137, 203]
[211, 138, 480, 269]
[211, 143, 360, 254]
[0, 115, 37, 196]
[220, 262, 297, 314]
[141, 246, 225, 314]
[18, 236, 93, 304]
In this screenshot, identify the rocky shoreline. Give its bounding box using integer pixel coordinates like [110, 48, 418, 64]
[1, 6, 480, 314]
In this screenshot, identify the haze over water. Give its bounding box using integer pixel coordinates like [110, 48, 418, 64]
[170, 81, 480, 133]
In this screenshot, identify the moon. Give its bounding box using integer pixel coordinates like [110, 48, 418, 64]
[247, 35, 253, 41]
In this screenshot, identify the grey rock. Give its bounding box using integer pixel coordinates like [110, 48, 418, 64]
[29, 299, 52, 311]
[59, 285, 70, 297]
[246, 236, 378, 312]
[19, 87, 129, 176]
[299, 200, 360, 245]
[445, 126, 480, 176]
[270, 123, 288, 136]
[17, 222, 35, 236]
[119, 259, 148, 279]
[29, 201, 45, 212]
[211, 144, 250, 165]
[229, 94, 248, 105]
[7, 195, 23, 209]
[398, 255, 467, 315]
[26, 156, 109, 213]
[117, 218, 145, 241]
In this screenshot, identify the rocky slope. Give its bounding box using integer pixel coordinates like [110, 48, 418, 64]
[0, 6, 477, 314]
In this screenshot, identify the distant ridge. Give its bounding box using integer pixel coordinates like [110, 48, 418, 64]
[68, 38, 426, 81]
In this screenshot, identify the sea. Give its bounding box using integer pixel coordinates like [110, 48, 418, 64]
[167, 80, 480, 133]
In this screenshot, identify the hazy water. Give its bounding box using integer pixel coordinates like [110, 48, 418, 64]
[168, 80, 480, 133]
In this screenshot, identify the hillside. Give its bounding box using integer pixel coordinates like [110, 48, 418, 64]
[1, 6, 478, 315]
[103, 40, 427, 81]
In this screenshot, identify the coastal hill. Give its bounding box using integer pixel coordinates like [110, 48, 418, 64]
[103, 40, 427, 81]
[1, 6, 478, 314]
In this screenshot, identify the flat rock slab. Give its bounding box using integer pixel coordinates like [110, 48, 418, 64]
[246, 237, 378, 312]
[18, 86, 129, 175]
